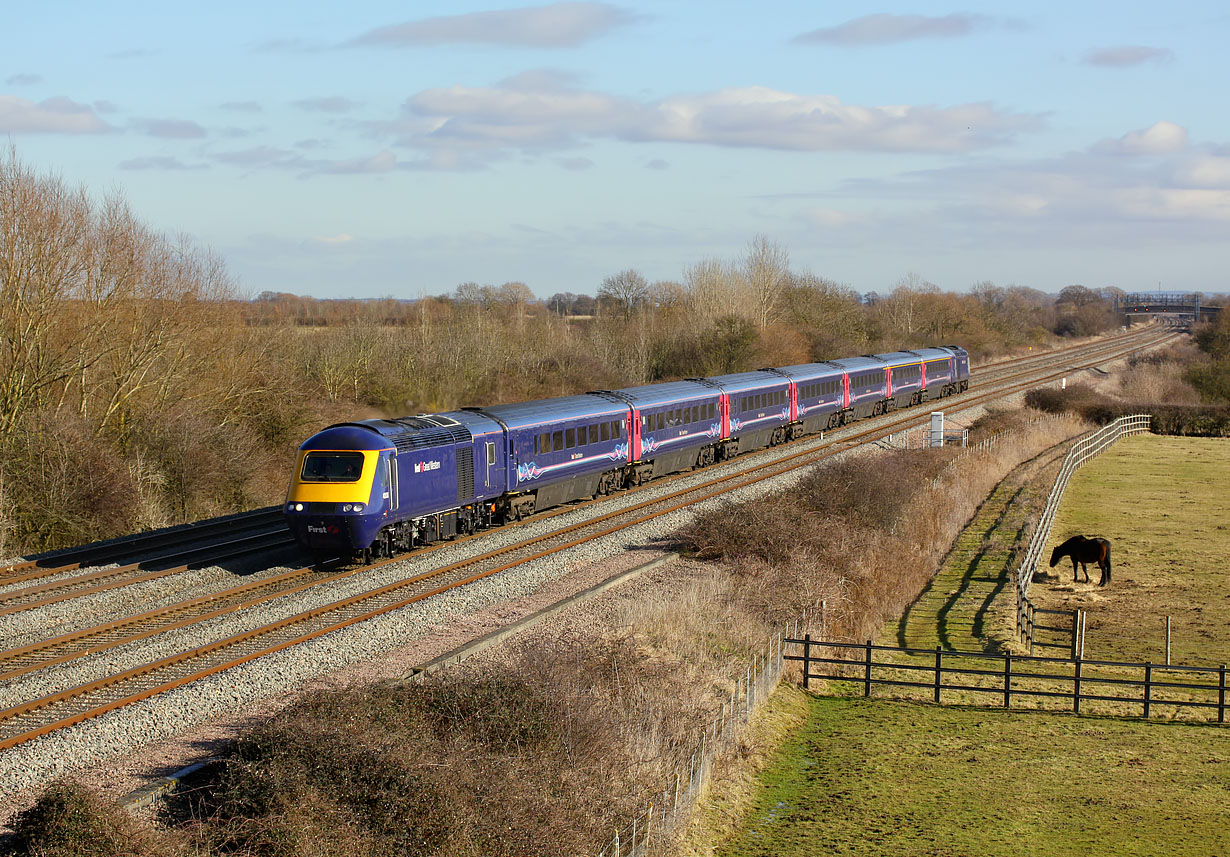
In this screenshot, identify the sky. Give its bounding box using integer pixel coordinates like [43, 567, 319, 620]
[4, 2, 1229, 299]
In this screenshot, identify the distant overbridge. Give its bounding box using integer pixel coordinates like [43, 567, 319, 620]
[1114, 293, 1221, 326]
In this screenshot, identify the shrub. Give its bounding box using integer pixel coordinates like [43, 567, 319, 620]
[5, 779, 174, 857]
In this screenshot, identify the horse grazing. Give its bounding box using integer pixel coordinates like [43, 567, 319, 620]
[1049, 535, 1111, 587]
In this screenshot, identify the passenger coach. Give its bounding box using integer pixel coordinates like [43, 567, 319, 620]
[284, 344, 970, 558]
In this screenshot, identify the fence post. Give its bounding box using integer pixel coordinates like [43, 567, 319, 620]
[1220, 665, 1226, 724]
[1003, 653, 1012, 709]
[1144, 663, 1152, 719]
[864, 640, 874, 698]
[645, 804, 653, 852]
[1071, 610, 1080, 661]
[1073, 657, 1083, 714]
[934, 647, 942, 704]
[1166, 616, 1171, 666]
[803, 634, 812, 689]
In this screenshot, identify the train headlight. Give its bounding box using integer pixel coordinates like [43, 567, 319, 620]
[292, 503, 304, 512]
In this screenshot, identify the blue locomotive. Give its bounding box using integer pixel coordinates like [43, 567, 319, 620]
[284, 345, 969, 558]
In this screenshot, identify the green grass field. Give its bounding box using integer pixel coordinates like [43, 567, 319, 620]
[714, 690, 1230, 857]
[1035, 435, 1230, 665]
[703, 435, 1230, 856]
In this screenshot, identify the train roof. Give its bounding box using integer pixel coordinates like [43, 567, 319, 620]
[827, 356, 887, 372]
[911, 346, 959, 361]
[475, 393, 628, 431]
[300, 424, 396, 452]
[770, 362, 846, 381]
[699, 369, 791, 394]
[871, 350, 927, 366]
[601, 380, 718, 408]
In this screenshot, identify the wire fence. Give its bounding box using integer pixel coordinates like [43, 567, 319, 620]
[1014, 414, 1152, 651]
[594, 610, 820, 857]
[928, 414, 1067, 490]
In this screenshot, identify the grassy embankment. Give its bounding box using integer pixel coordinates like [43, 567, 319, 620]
[698, 433, 1230, 857]
[1033, 434, 1230, 664]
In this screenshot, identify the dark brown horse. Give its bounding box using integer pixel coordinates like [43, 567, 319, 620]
[1049, 535, 1111, 586]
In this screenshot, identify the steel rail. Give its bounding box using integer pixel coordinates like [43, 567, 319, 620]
[0, 327, 1173, 751]
[0, 507, 285, 579]
[0, 325, 1163, 611]
[0, 531, 293, 617]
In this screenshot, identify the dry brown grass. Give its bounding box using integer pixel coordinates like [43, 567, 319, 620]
[5, 410, 1093, 857]
[3, 779, 186, 857]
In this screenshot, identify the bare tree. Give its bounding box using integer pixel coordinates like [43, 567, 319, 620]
[598, 269, 650, 321]
[743, 234, 790, 329]
[684, 257, 744, 324]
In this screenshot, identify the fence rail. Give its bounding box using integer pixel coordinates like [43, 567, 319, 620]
[789, 637, 1228, 723]
[1014, 414, 1151, 652]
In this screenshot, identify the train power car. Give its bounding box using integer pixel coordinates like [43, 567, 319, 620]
[284, 410, 507, 558]
[284, 344, 971, 558]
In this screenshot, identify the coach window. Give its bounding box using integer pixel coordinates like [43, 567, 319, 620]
[600, 422, 610, 442]
[552, 430, 563, 451]
[588, 424, 598, 444]
[655, 412, 664, 431]
[565, 428, 576, 448]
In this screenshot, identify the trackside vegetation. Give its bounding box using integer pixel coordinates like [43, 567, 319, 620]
[6, 148, 1230, 856]
[1, 148, 1163, 556]
[3, 411, 1091, 857]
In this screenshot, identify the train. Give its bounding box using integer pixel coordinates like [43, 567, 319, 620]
[284, 346, 970, 559]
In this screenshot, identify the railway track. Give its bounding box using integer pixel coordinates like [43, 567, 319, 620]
[0, 326, 1174, 752]
[0, 329, 1157, 609]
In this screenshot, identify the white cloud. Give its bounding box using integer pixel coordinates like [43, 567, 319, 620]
[794, 13, 1000, 45]
[1094, 121, 1189, 156]
[312, 150, 396, 174]
[1173, 155, 1230, 189]
[209, 146, 398, 178]
[853, 128, 1230, 228]
[1084, 45, 1174, 67]
[292, 96, 360, 113]
[313, 233, 355, 244]
[5, 73, 43, 86]
[0, 95, 110, 134]
[132, 117, 208, 139]
[389, 78, 1041, 161]
[119, 156, 207, 171]
[352, 2, 636, 48]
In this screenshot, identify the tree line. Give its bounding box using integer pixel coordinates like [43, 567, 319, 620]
[0, 149, 1164, 554]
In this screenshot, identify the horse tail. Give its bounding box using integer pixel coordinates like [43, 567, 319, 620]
[1104, 541, 1111, 583]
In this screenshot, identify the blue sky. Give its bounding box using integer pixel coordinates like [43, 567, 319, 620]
[4, 2, 1228, 298]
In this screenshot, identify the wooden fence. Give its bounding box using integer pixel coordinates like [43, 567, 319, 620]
[1014, 414, 1152, 651]
[789, 637, 1229, 723]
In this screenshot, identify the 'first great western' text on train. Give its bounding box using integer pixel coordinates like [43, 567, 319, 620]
[283, 346, 970, 559]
